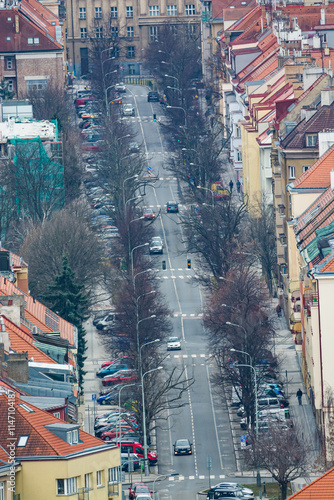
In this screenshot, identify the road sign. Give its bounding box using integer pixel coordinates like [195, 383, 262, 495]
[147, 166, 152, 177]
[92, 394, 97, 401]
[240, 435, 246, 449]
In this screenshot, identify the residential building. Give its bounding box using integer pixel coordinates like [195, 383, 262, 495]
[0, 391, 121, 499]
[0, 0, 64, 98]
[65, 0, 202, 76]
[287, 467, 334, 499]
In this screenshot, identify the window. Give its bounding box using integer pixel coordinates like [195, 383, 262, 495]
[149, 26, 159, 41]
[167, 5, 177, 15]
[111, 26, 118, 37]
[185, 4, 196, 15]
[96, 470, 103, 487]
[149, 5, 159, 16]
[79, 7, 86, 19]
[0, 482, 3, 500]
[126, 6, 133, 18]
[110, 6, 117, 18]
[108, 467, 119, 484]
[57, 477, 78, 495]
[186, 24, 196, 38]
[95, 7, 102, 18]
[127, 26, 134, 37]
[96, 27, 103, 38]
[80, 27, 87, 38]
[27, 79, 48, 91]
[128, 64, 135, 75]
[303, 165, 310, 173]
[53, 412, 60, 418]
[84, 473, 91, 490]
[6, 58, 13, 70]
[67, 429, 79, 444]
[7, 16, 12, 21]
[7, 80, 13, 92]
[288, 165, 295, 179]
[306, 134, 317, 147]
[17, 435, 29, 447]
[127, 46, 135, 58]
[241, 1, 247, 4]
[237, 151, 242, 162]
[34, 37, 39, 44]
[27, 38, 33, 44]
[6, 36, 11, 41]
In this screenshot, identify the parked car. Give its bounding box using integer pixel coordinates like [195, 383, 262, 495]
[95, 312, 117, 330]
[121, 452, 141, 471]
[129, 483, 152, 499]
[100, 425, 134, 441]
[115, 82, 126, 93]
[173, 438, 192, 455]
[147, 91, 160, 102]
[129, 142, 140, 152]
[207, 488, 245, 499]
[96, 364, 129, 378]
[100, 356, 133, 369]
[102, 370, 138, 387]
[93, 310, 112, 327]
[167, 336, 181, 350]
[97, 384, 135, 405]
[149, 237, 163, 254]
[166, 201, 179, 213]
[122, 103, 135, 116]
[119, 441, 157, 465]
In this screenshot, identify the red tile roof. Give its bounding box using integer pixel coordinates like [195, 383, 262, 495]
[287, 467, 334, 499]
[212, 0, 256, 19]
[318, 257, 334, 273]
[0, 393, 112, 457]
[292, 144, 334, 189]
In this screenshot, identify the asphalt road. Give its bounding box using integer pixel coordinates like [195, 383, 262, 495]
[124, 85, 237, 499]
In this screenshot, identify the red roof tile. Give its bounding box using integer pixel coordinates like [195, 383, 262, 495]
[0, 393, 112, 457]
[292, 144, 334, 189]
[287, 467, 334, 499]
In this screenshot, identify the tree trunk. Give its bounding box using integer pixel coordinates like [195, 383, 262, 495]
[280, 481, 288, 500]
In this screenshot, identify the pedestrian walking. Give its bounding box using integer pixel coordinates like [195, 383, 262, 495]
[297, 388, 303, 405]
[276, 304, 282, 317]
[229, 179, 234, 192]
[236, 180, 241, 193]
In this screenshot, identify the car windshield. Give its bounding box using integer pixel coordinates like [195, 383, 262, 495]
[169, 337, 179, 342]
[176, 439, 189, 446]
[124, 104, 132, 109]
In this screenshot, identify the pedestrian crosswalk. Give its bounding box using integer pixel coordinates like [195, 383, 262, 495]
[170, 312, 203, 318]
[167, 353, 208, 359]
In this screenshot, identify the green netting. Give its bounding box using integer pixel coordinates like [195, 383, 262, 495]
[304, 220, 334, 261]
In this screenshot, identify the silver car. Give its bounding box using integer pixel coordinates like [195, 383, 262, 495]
[149, 236, 163, 254]
[122, 103, 135, 116]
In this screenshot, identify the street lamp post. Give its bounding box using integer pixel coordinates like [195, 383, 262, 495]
[141, 366, 163, 475]
[197, 185, 214, 206]
[133, 269, 152, 296]
[236, 363, 261, 487]
[166, 105, 187, 128]
[226, 321, 248, 359]
[131, 243, 149, 279]
[153, 473, 179, 499]
[136, 315, 157, 361]
[164, 73, 179, 88]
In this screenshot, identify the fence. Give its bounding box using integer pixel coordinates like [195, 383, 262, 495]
[123, 76, 155, 88]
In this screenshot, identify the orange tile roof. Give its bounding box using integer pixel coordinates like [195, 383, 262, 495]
[3, 317, 57, 364]
[0, 393, 112, 457]
[287, 467, 334, 498]
[292, 144, 334, 189]
[318, 257, 334, 273]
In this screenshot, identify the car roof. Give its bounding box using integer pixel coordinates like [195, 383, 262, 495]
[167, 201, 177, 204]
[175, 438, 190, 444]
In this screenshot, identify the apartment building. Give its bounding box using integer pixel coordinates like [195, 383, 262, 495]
[65, 0, 202, 76]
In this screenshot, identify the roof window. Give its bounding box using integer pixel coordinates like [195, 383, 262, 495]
[17, 435, 29, 447]
[7, 17, 12, 21]
[18, 403, 34, 413]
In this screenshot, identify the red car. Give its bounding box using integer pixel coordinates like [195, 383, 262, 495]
[129, 483, 152, 499]
[143, 208, 155, 220]
[102, 370, 138, 387]
[101, 425, 134, 441]
[101, 356, 132, 369]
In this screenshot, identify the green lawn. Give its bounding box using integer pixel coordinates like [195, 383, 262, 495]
[242, 482, 292, 499]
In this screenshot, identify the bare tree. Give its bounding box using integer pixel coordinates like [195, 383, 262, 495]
[246, 424, 310, 500]
[20, 203, 104, 301]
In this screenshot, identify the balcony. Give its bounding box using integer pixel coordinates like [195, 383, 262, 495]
[303, 293, 318, 317]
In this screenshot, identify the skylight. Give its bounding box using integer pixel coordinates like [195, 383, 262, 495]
[17, 435, 29, 447]
[18, 403, 34, 413]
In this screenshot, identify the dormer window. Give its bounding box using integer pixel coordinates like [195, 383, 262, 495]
[45, 423, 81, 445]
[306, 134, 317, 147]
[67, 429, 79, 445]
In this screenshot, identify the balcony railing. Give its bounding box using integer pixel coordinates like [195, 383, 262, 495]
[303, 293, 318, 316]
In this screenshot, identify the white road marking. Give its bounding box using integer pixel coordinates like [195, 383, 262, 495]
[206, 362, 224, 470]
[191, 354, 197, 358]
[189, 476, 195, 480]
[199, 475, 205, 480]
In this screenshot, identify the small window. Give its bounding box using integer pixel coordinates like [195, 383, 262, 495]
[111, 26, 118, 37]
[84, 473, 91, 489]
[0, 482, 4, 500]
[80, 28, 87, 39]
[149, 26, 159, 41]
[110, 6, 117, 18]
[127, 26, 134, 37]
[79, 7, 86, 19]
[7, 17, 12, 21]
[18, 403, 34, 413]
[17, 435, 29, 447]
[96, 27, 103, 38]
[306, 134, 317, 147]
[126, 6, 133, 18]
[127, 46, 135, 58]
[6, 36, 11, 41]
[149, 5, 159, 16]
[185, 4, 196, 15]
[72, 429, 79, 444]
[128, 64, 135, 75]
[95, 7, 102, 18]
[167, 5, 177, 15]
[7, 80, 13, 92]
[241, 1, 247, 4]
[6, 58, 13, 70]
[108, 467, 119, 484]
[303, 165, 310, 173]
[27, 38, 33, 44]
[34, 38, 39, 44]
[288, 165, 296, 179]
[186, 24, 196, 39]
[96, 470, 103, 487]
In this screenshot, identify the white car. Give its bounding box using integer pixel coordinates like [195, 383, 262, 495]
[115, 82, 126, 93]
[209, 483, 254, 499]
[122, 103, 134, 116]
[149, 237, 163, 254]
[167, 336, 181, 350]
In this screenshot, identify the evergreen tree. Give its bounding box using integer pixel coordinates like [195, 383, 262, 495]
[43, 254, 89, 391]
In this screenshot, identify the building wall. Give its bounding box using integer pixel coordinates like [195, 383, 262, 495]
[259, 145, 273, 204]
[15, 447, 121, 500]
[16, 52, 64, 98]
[241, 124, 261, 208]
[65, 0, 201, 76]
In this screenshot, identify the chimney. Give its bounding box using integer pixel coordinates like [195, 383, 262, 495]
[7, 352, 29, 384]
[320, 8, 326, 26]
[0, 317, 10, 352]
[331, 170, 334, 190]
[0, 343, 4, 377]
[321, 88, 334, 107]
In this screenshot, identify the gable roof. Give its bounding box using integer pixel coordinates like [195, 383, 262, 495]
[288, 467, 334, 499]
[0, 393, 111, 458]
[290, 144, 334, 190]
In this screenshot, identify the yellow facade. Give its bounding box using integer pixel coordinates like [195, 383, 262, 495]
[240, 124, 261, 209]
[15, 447, 121, 500]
